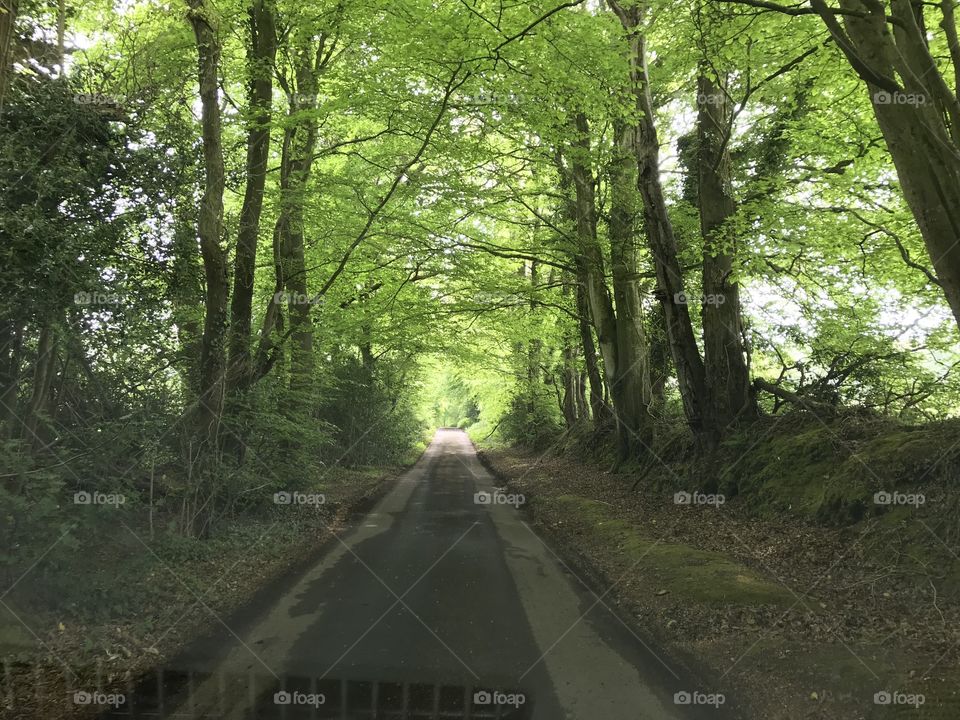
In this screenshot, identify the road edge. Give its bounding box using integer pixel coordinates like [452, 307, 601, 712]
[475, 445, 749, 720]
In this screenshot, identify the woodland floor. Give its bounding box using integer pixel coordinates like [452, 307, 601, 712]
[1, 468, 398, 720]
[480, 445, 960, 720]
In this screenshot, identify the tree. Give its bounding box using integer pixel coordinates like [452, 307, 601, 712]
[696, 71, 756, 435]
[0, 0, 18, 113]
[609, 0, 710, 442]
[226, 0, 277, 404]
[186, 0, 229, 467]
[720, 0, 960, 333]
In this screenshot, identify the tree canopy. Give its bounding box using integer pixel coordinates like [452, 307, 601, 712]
[1, 0, 958, 536]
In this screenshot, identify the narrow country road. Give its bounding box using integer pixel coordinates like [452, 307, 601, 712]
[103, 430, 731, 720]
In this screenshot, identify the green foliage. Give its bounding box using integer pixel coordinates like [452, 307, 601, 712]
[0, 76, 125, 330]
[2, 2, 960, 701]
[419, 365, 480, 429]
[0, 441, 70, 587]
[317, 355, 423, 467]
[499, 390, 563, 450]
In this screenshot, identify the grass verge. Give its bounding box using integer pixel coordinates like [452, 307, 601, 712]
[480, 438, 960, 720]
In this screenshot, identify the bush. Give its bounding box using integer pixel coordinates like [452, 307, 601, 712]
[316, 356, 423, 467]
[499, 390, 562, 450]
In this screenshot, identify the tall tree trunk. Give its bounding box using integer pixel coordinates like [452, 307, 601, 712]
[567, 114, 620, 408]
[560, 278, 581, 427]
[55, 0, 65, 71]
[647, 303, 670, 419]
[273, 38, 328, 405]
[226, 0, 277, 402]
[0, 0, 19, 115]
[186, 0, 229, 458]
[575, 370, 589, 421]
[557, 139, 614, 428]
[23, 324, 56, 449]
[561, 344, 578, 427]
[610, 0, 709, 441]
[0, 318, 22, 438]
[697, 72, 756, 438]
[608, 120, 652, 459]
[525, 261, 543, 415]
[169, 211, 204, 397]
[576, 280, 608, 427]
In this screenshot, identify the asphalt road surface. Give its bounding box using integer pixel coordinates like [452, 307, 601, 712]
[101, 429, 733, 720]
